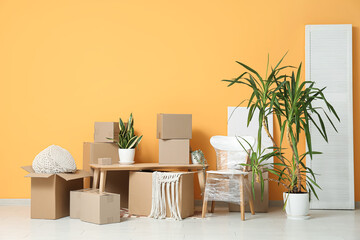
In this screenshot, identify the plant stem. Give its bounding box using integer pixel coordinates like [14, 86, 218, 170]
[266, 178, 290, 191]
[262, 118, 292, 176]
[286, 124, 301, 193]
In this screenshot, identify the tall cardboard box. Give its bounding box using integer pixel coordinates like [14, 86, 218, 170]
[229, 171, 269, 213]
[83, 142, 119, 172]
[129, 171, 194, 218]
[22, 166, 91, 219]
[94, 122, 120, 143]
[159, 139, 190, 164]
[157, 114, 192, 139]
[104, 171, 129, 208]
[83, 142, 129, 208]
[80, 190, 120, 225]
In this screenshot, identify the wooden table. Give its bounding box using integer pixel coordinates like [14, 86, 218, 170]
[90, 163, 207, 194]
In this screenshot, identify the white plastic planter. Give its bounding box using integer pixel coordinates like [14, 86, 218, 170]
[283, 192, 310, 220]
[118, 148, 135, 165]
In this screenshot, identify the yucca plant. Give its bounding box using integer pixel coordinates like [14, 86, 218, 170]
[223, 54, 339, 199]
[109, 113, 143, 149]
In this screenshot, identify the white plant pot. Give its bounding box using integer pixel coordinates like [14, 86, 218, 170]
[191, 153, 200, 164]
[283, 192, 310, 220]
[118, 148, 135, 165]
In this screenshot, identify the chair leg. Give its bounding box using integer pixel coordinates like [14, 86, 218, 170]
[202, 194, 208, 218]
[240, 175, 245, 221]
[210, 201, 215, 213]
[202, 173, 209, 218]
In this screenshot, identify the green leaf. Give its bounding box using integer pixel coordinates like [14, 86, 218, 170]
[222, 72, 247, 87]
[119, 118, 126, 132]
[236, 61, 263, 82]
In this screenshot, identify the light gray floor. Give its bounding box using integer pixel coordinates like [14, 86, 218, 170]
[0, 205, 359, 240]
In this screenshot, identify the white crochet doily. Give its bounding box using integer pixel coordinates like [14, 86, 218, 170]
[32, 145, 77, 174]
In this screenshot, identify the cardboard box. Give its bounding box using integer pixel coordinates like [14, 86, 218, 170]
[22, 166, 91, 219]
[70, 188, 92, 219]
[83, 143, 129, 208]
[157, 114, 192, 139]
[98, 157, 112, 165]
[94, 122, 120, 143]
[104, 171, 129, 208]
[129, 171, 194, 218]
[80, 190, 120, 225]
[83, 142, 119, 172]
[159, 139, 190, 164]
[229, 171, 269, 213]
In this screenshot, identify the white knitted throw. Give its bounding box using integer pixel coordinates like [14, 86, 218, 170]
[32, 145, 77, 174]
[148, 172, 184, 221]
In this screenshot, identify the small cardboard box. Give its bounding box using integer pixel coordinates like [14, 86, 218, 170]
[159, 139, 190, 164]
[80, 190, 120, 225]
[129, 171, 194, 218]
[94, 122, 120, 142]
[70, 188, 93, 219]
[22, 166, 92, 220]
[229, 171, 269, 213]
[157, 114, 192, 139]
[98, 157, 112, 165]
[83, 142, 119, 172]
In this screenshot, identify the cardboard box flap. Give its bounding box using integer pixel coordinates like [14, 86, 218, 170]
[21, 165, 35, 173]
[25, 172, 53, 178]
[57, 170, 92, 181]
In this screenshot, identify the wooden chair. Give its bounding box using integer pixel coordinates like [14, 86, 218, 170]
[201, 136, 255, 221]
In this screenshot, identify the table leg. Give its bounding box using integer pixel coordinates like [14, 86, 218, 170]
[92, 168, 100, 189]
[99, 170, 107, 193]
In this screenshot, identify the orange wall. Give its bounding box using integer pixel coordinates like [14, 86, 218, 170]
[0, 0, 359, 201]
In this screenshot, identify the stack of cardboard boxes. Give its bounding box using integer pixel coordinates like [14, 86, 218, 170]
[157, 113, 192, 165]
[128, 114, 195, 218]
[83, 122, 129, 208]
[83, 122, 120, 171]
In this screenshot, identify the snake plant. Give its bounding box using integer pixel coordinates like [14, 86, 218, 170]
[223, 53, 340, 200]
[108, 113, 143, 149]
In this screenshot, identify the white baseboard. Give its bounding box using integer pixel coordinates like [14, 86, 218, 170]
[1, 199, 359, 209]
[0, 199, 30, 206]
[269, 200, 283, 207]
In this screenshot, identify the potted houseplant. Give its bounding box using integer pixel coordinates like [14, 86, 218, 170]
[109, 113, 143, 165]
[223, 54, 339, 219]
[191, 149, 207, 169]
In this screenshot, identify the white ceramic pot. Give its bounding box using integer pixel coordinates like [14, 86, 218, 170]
[191, 152, 201, 164]
[118, 148, 135, 165]
[283, 192, 310, 220]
